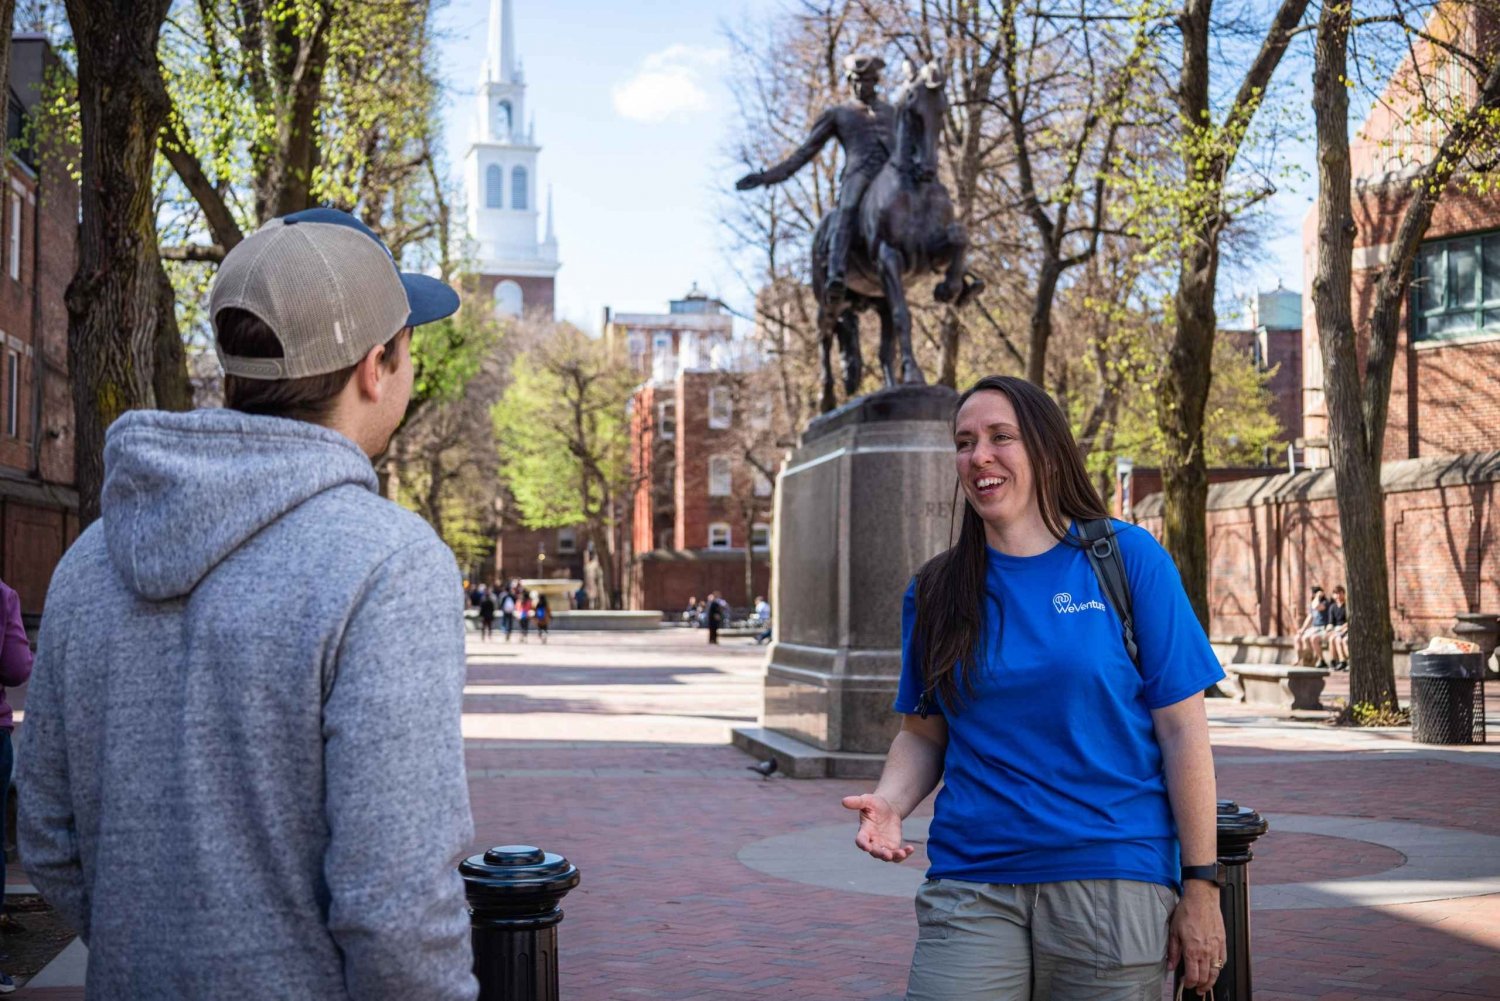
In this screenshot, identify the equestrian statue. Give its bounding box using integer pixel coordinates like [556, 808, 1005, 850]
[737, 55, 982, 412]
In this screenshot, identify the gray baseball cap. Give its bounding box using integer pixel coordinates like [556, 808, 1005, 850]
[210, 207, 460, 380]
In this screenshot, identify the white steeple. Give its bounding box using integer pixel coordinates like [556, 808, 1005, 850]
[486, 0, 517, 84]
[464, 0, 559, 315]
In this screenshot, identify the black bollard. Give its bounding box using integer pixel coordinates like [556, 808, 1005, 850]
[1179, 801, 1269, 1001]
[460, 844, 581, 1001]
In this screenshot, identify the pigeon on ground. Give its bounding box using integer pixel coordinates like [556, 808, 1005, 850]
[747, 758, 778, 780]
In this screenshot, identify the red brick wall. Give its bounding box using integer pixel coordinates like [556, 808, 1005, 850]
[471, 273, 555, 318]
[493, 524, 585, 583]
[1135, 451, 1500, 642]
[1263, 328, 1303, 441]
[3, 501, 67, 614]
[634, 552, 770, 613]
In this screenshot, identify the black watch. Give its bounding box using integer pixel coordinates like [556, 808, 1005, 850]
[1181, 863, 1226, 887]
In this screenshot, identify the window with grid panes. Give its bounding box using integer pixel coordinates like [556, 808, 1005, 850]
[1413, 232, 1500, 342]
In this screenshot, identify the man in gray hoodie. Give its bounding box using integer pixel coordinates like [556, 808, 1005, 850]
[19, 208, 478, 999]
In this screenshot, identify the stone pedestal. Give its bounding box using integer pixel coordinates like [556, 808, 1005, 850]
[732, 386, 958, 777]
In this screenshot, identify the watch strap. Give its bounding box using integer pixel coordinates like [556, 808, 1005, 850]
[1181, 863, 1225, 886]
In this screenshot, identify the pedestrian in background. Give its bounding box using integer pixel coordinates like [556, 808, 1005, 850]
[17, 209, 477, 1000]
[518, 591, 534, 643]
[0, 576, 33, 995]
[500, 586, 517, 641]
[477, 586, 496, 642]
[706, 591, 725, 645]
[843, 375, 1226, 1000]
[754, 595, 772, 645]
[535, 595, 551, 644]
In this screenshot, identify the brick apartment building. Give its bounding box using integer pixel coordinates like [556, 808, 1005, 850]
[611, 287, 772, 612]
[0, 35, 78, 622]
[1300, 2, 1500, 465]
[1130, 7, 1500, 647]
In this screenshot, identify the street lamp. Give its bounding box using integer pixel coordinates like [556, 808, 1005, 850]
[537, 551, 546, 580]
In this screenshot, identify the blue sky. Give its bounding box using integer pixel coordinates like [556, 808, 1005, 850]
[431, 0, 1312, 335]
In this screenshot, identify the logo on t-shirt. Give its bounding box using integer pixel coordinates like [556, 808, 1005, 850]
[1052, 592, 1107, 614]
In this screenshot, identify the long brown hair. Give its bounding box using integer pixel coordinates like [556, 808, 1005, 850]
[912, 375, 1109, 712]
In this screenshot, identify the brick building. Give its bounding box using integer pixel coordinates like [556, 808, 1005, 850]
[0, 35, 78, 621]
[1299, 2, 1500, 466]
[613, 288, 772, 612]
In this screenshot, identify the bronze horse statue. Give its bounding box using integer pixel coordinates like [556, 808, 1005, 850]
[811, 59, 982, 412]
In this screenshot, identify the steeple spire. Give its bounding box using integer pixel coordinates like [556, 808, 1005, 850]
[487, 0, 516, 83]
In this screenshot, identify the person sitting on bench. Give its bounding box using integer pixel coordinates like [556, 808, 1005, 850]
[1324, 585, 1349, 671]
[1295, 586, 1328, 665]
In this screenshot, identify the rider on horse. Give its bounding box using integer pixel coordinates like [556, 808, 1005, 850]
[735, 54, 894, 308]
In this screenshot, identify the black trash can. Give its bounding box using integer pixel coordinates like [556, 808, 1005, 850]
[1409, 651, 1486, 745]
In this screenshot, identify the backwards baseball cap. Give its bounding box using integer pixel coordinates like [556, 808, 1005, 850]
[210, 207, 460, 380]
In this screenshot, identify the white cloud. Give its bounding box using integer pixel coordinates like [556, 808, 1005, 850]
[612, 45, 728, 124]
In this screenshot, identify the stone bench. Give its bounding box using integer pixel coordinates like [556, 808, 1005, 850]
[1221, 663, 1328, 711]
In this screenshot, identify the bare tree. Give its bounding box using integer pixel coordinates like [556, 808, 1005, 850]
[1152, 0, 1310, 627]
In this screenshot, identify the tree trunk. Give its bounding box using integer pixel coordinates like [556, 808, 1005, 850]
[936, 307, 960, 389]
[1160, 252, 1217, 630]
[1025, 259, 1062, 387]
[64, 0, 173, 525]
[153, 260, 193, 411]
[1311, 0, 1397, 709]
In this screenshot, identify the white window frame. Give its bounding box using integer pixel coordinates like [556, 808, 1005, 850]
[751, 522, 771, 551]
[748, 396, 773, 431]
[751, 467, 773, 498]
[708, 522, 731, 549]
[707, 387, 732, 429]
[658, 399, 676, 440]
[7, 192, 18, 281]
[708, 455, 732, 497]
[557, 527, 577, 554]
[4, 350, 16, 436]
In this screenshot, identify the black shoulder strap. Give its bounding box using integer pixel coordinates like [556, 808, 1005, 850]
[1078, 518, 1139, 671]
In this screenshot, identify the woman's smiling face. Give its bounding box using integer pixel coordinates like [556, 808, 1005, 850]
[954, 389, 1037, 528]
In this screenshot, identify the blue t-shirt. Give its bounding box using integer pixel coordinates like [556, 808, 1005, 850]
[894, 519, 1224, 890]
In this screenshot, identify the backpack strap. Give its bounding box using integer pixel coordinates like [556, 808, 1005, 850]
[1078, 518, 1140, 670]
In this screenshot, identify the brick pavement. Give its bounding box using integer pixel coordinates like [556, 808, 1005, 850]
[14, 629, 1500, 998]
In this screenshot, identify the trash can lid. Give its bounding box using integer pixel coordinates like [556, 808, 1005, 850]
[1409, 651, 1484, 679]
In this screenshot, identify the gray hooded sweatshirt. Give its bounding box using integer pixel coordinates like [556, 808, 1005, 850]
[18, 409, 478, 1000]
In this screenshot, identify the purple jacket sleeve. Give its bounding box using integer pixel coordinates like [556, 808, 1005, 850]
[0, 583, 33, 687]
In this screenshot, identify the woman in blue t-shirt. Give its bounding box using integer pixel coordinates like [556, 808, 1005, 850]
[841, 376, 1227, 999]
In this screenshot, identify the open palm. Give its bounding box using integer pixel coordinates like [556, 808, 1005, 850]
[841, 794, 916, 863]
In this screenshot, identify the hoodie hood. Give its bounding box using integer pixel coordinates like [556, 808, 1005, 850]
[102, 409, 379, 600]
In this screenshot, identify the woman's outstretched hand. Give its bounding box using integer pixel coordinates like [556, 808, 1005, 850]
[841, 793, 916, 862]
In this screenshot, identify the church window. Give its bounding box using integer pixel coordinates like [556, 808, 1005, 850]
[494, 280, 523, 318]
[511, 166, 529, 210]
[485, 165, 503, 209]
[497, 100, 513, 137]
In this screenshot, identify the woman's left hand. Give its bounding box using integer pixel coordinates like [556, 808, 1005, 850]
[1167, 882, 1225, 995]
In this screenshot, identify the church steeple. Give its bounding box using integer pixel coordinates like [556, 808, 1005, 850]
[486, 0, 517, 84]
[465, 0, 559, 318]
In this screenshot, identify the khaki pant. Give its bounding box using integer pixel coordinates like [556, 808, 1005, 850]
[905, 878, 1177, 1001]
